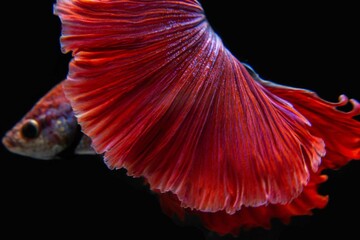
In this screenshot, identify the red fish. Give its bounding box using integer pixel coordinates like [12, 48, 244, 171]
[5, 0, 358, 237]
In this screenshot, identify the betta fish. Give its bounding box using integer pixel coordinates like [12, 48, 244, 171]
[2, 0, 359, 237]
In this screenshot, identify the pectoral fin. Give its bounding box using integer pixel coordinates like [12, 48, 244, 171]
[75, 135, 96, 155]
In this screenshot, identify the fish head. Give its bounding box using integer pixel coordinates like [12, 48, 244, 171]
[2, 101, 78, 160]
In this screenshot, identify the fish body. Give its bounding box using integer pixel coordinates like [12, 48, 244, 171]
[2, 82, 94, 159]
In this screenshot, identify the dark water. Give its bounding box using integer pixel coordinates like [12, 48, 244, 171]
[1, 1, 359, 239]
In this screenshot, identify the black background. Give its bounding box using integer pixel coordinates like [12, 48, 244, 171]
[1, 1, 359, 239]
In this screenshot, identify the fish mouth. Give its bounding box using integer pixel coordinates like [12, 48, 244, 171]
[2, 135, 17, 150]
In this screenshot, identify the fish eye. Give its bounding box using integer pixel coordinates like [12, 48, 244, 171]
[21, 119, 40, 139]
